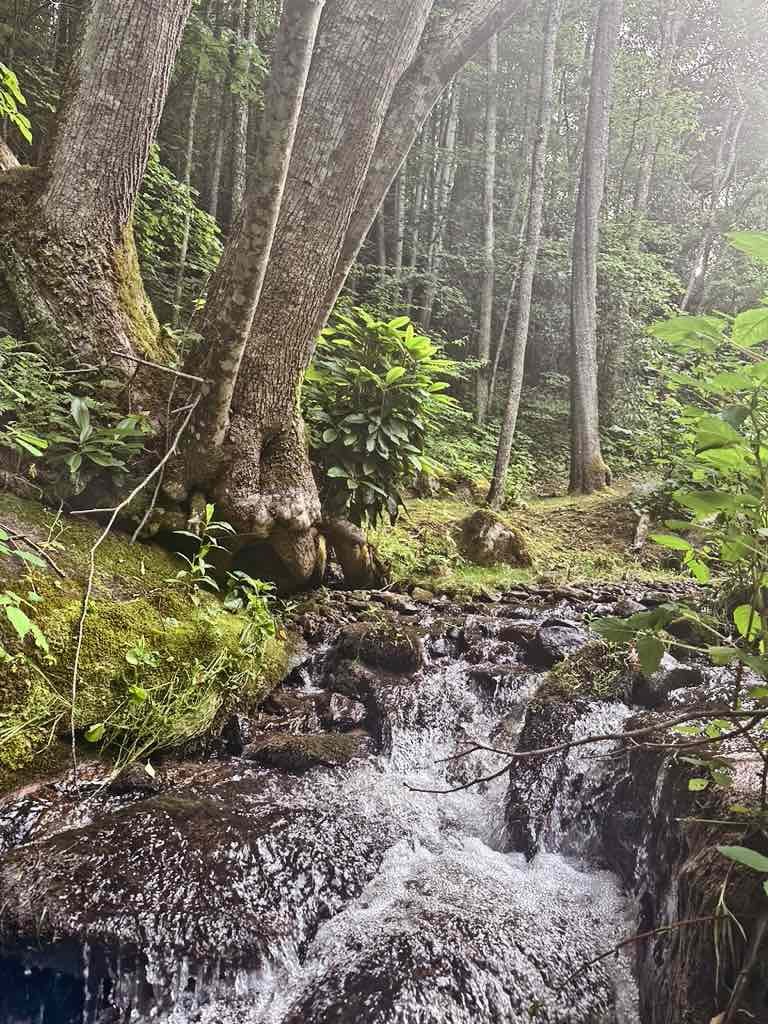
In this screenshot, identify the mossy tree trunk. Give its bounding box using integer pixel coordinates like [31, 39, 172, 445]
[0, 0, 192, 379]
[170, 0, 533, 587]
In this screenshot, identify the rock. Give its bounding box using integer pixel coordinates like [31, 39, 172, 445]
[332, 620, 425, 674]
[410, 586, 434, 603]
[496, 620, 539, 645]
[243, 731, 372, 773]
[527, 623, 591, 668]
[457, 510, 533, 568]
[221, 712, 257, 754]
[0, 770, 411, 1019]
[628, 653, 705, 708]
[320, 692, 367, 729]
[612, 597, 646, 617]
[106, 765, 162, 797]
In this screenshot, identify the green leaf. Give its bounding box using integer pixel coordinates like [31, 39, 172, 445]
[674, 490, 738, 519]
[85, 723, 105, 744]
[384, 366, 406, 385]
[685, 556, 711, 583]
[637, 634, 665, 677]
[327, 466, 348, 479]
[387, 316, 411, 330]
[322, 429, 339, 443]
[4, 604, 33, 642]
[727, 231, 768, 265]
[650, 533, 692, 552]
[711, 770, 733, 788]
[70, 397, 92, 441]
[708, 371, 754, 392]
[733, 604, 760, 641]
[128, 685, 148, 703]
[694, 415, 743, 452]
[651, 315, 724, 351]
[733, 307, 768, 347]
[717, 845, 768, 872]
[708, 646, 737, 666]
[688, 778, 709, 792]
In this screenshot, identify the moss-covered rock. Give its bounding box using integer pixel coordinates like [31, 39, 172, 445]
[0, 495, 287, 791]
[458, 510, 533, 569]
[243, 731, 372, 773]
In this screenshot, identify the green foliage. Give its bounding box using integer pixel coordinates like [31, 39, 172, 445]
[0, 336, 151, 495]
[304, 307, 461, 525]
[592, 235, 768, 864]
[134, 146, 222, 322]
[0, 62, 31, 142]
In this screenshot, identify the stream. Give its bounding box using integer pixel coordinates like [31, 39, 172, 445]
[0, 583, 726, 1023]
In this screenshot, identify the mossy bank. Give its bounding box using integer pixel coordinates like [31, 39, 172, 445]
[0, 495, 289, 792]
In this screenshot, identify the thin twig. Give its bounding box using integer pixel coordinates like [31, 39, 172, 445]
[0, 522, 66, 578]
[409, 711, 768, 795]
[109, 350, 210, 384]
[68, 392, 201, 787]
[557, 916, 719, 990]
[130, 376, 179, 544]
[723, 909, 768, 1024]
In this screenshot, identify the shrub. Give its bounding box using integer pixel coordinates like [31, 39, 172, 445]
[304, 307, 461, 525]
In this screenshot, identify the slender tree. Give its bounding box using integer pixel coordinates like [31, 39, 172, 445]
[475, 35, 498, 425]
[488, 0, 564, 505]
[569, 0, 623, 494]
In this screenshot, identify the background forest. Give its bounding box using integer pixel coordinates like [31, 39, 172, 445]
[4, 0, 768, 510]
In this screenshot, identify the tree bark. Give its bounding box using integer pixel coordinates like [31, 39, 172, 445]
[569, 0, 623, 494]
[405, 131, 428, 313]
[475, 34, 498, 426]
[376, 210, 388, 293]
[421, 85, 459, 331]
[231, 0, 257, 220]
[488, 0, 564, 506]
[0, 0, 192, 371]
[392, 168, 406, 306]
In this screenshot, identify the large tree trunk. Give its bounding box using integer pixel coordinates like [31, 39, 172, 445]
[475, 35, 498, 426]
[421, 86, 459, 331]
[488, 0, 564, 506]
[0, 0, 192, 372]
[568, 0, 622, 495]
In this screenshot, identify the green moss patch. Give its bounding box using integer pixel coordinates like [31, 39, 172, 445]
[0, 496, 287, 791]
[371, 486, 681, 599]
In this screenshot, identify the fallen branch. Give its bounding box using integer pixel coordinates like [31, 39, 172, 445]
[0, 522, 66, 578]
[557, 915, 720, 990]
[109, 350, 210, 384]
[407, 710, 768, 795]
[68, 392, 201, 786]
[722, 909, 768, 1024]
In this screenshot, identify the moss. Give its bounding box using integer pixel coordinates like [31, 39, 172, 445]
[113, 223, 173, 363]
[0, 496, 287, 791]
[545, 642, 628, 701]
[371, 487, 682, 598]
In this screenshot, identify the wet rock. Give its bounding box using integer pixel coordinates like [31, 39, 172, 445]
[221, 712, 257, 754]
[106, 765, 162, 797]
[332, 619, 425, 674]
[243, 731, 372, 773]
[527, 623, 591, 667]
[0, 769, 410, 1018]
[628, 653, 705, 708]
[612, 597, 646, 617]
[319, 693, 367, 730]
[497, 619, 539, 645]
[410, 586, 434, 603]
[457, 510, 533, 568]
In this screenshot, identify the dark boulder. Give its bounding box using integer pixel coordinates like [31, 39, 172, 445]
[527, 623, 591, 668]
[628, 653, 705, 708]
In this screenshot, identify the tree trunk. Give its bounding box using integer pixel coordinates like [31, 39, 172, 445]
[173, 26, 206, 326]
[392, 167, 405, 306]
[421, 85, 459, 331]
[630, 8, 685, 248]
[569, 0, 623, 495]
[488, 0, 564, 506]
[376, 210, 388, 293]
[231, 0, 257, 221]
[475, 34, 498, 426]
[0, 0, 192, 372]
[405, 131, 428, 313]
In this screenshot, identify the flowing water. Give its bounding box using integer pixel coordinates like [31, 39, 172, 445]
[0, 603, 643, 1024]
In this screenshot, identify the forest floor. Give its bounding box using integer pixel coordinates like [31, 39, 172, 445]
[371, 482, 677, 599]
